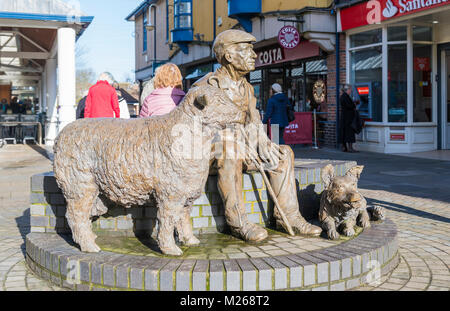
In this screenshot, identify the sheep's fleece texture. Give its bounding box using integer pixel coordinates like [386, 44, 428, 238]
[53, 84, 247, 256]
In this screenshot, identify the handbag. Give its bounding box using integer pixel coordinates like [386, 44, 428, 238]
[287, 104, 295, 123]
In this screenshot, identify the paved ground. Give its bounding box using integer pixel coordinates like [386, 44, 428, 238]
[0, 144, 63, 291]
[294, 146, 450, 291]
[0, 144, 449, 291]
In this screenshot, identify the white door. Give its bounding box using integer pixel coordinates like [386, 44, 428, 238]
[446, 52, 450, 149]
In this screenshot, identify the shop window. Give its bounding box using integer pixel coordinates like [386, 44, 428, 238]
[350, 47, 382, 122]
[413, 44, 432, 122]
[250, 70, 261, 108]
[174, 0, 192, 29]
[413, 26, 432, 42]
[250, 70, 262, 83]
[350, 29, 381, 48]
[388, 26, 407, 41]
[388, 44, 407, 122]
[143, 11, 148, 52]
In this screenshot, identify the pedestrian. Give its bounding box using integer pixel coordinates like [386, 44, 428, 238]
[140, 77, 154, 106]
[76, 91, 88, 119]
[10, 97, 19, 114]
[139, 63, 185, 117]
[340, 84, 358, 152]
[262, 83, 290, 145]
[84, 72, 120, 118]
[113, 82, 130, 119]
[0, 98, 8, 114]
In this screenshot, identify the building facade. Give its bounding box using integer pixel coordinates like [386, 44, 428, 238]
[127, 0, 339, 146]
[0, 0, 93, 146]
[337, 0, 450, 153]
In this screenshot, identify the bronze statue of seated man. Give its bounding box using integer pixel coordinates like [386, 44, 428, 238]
[191, 30, 322, 241]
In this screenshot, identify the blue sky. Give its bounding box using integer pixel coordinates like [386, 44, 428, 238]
[76, 0, 142, 82]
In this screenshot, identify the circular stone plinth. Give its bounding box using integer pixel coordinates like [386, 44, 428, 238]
[25, 219, 399, 291]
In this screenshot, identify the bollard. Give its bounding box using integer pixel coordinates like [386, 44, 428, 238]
[313, 109, 319, 149]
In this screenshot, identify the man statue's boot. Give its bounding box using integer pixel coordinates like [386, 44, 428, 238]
[228, 205, 268, 242]
[274, 208, 322, 236]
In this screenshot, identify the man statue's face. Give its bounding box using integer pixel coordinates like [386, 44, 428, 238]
[226, 43, 257, 74]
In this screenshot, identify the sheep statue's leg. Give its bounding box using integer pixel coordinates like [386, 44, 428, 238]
[65, 186, 101, 253]
[156, 200, 183, 256]
[175, 202, 200, 246]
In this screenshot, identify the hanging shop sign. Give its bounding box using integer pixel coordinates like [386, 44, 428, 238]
[278, 26, 300, 49]
[313, 80, 326, 103]
[255, 41, 320, 68]
[338, 0, 449, 31]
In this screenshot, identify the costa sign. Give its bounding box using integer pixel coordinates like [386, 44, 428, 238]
[258, 47, 284, 66]
[338, 0, 449, 31]
[255, 41, 320, 68]
[278, 26, 300, 49]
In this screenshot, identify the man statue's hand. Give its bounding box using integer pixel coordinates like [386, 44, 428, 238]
[258, 136, 281, 170]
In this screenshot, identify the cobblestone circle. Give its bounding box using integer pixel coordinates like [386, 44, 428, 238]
[0, 145, 449, 291]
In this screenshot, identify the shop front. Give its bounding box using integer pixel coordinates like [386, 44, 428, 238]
[338, 0, 450, 153]
[252, 38, 328, 115]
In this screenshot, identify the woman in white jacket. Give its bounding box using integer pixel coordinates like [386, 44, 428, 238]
[113, 82, 130, 119]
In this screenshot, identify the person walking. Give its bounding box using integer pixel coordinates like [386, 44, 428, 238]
[0, 98, 8, 114]
[10, 97, 19, 114]
[76, 91, 88, 119]
[139, 63, 185, 117]
[340, 84, 358, 152]
[262, 83, 290, 145]
[84, 72, 120, 118]
[113, 82, 131, 119]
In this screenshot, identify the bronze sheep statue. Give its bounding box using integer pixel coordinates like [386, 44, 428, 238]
[53, 85, 246, 256]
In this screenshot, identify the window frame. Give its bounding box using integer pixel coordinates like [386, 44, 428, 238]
[142, 9, 148, 53]
[346, 22, 436, 126]
[173, 0, 193, 30]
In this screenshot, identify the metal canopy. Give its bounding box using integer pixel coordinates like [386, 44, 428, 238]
[0, 0, 93, 87]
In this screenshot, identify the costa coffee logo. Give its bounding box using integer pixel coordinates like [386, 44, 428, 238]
[258, 47, 284, 66]
[278, 26, 300, 49]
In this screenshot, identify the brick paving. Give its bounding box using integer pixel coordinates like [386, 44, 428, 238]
[0, 145, 64, 291]
[0, 144, 449, 291]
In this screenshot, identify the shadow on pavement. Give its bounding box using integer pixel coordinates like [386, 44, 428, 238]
[367, 198, 450, 224]
[27, 144, 53, 161]
[15, 209, 30, 257]
[292, 146, 450, 204]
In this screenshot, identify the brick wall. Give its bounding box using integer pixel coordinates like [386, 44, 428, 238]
[324, 33, 347, 147]
[29, 160, 356, 237]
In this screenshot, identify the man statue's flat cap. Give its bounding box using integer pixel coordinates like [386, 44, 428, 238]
[213, 30, 256, 48]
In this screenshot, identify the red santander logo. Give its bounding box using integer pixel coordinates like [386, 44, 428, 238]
[278, 26, 300, 49]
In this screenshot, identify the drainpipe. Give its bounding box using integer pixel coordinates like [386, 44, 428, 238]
[213, 0, 217, 39]
[335, 9, 340, 149]
[149, 4, 157, 64]
[166, 0, 169, 43]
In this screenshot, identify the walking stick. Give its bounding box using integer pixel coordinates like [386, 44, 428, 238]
[239, 127, 295, 236]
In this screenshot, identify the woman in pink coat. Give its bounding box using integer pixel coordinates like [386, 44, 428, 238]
[139, 63, 185, 117]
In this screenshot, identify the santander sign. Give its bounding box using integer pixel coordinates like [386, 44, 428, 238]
[339, 0, 449, 31]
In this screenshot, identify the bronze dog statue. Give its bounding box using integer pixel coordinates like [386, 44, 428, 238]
[319, 164, 380, 240]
